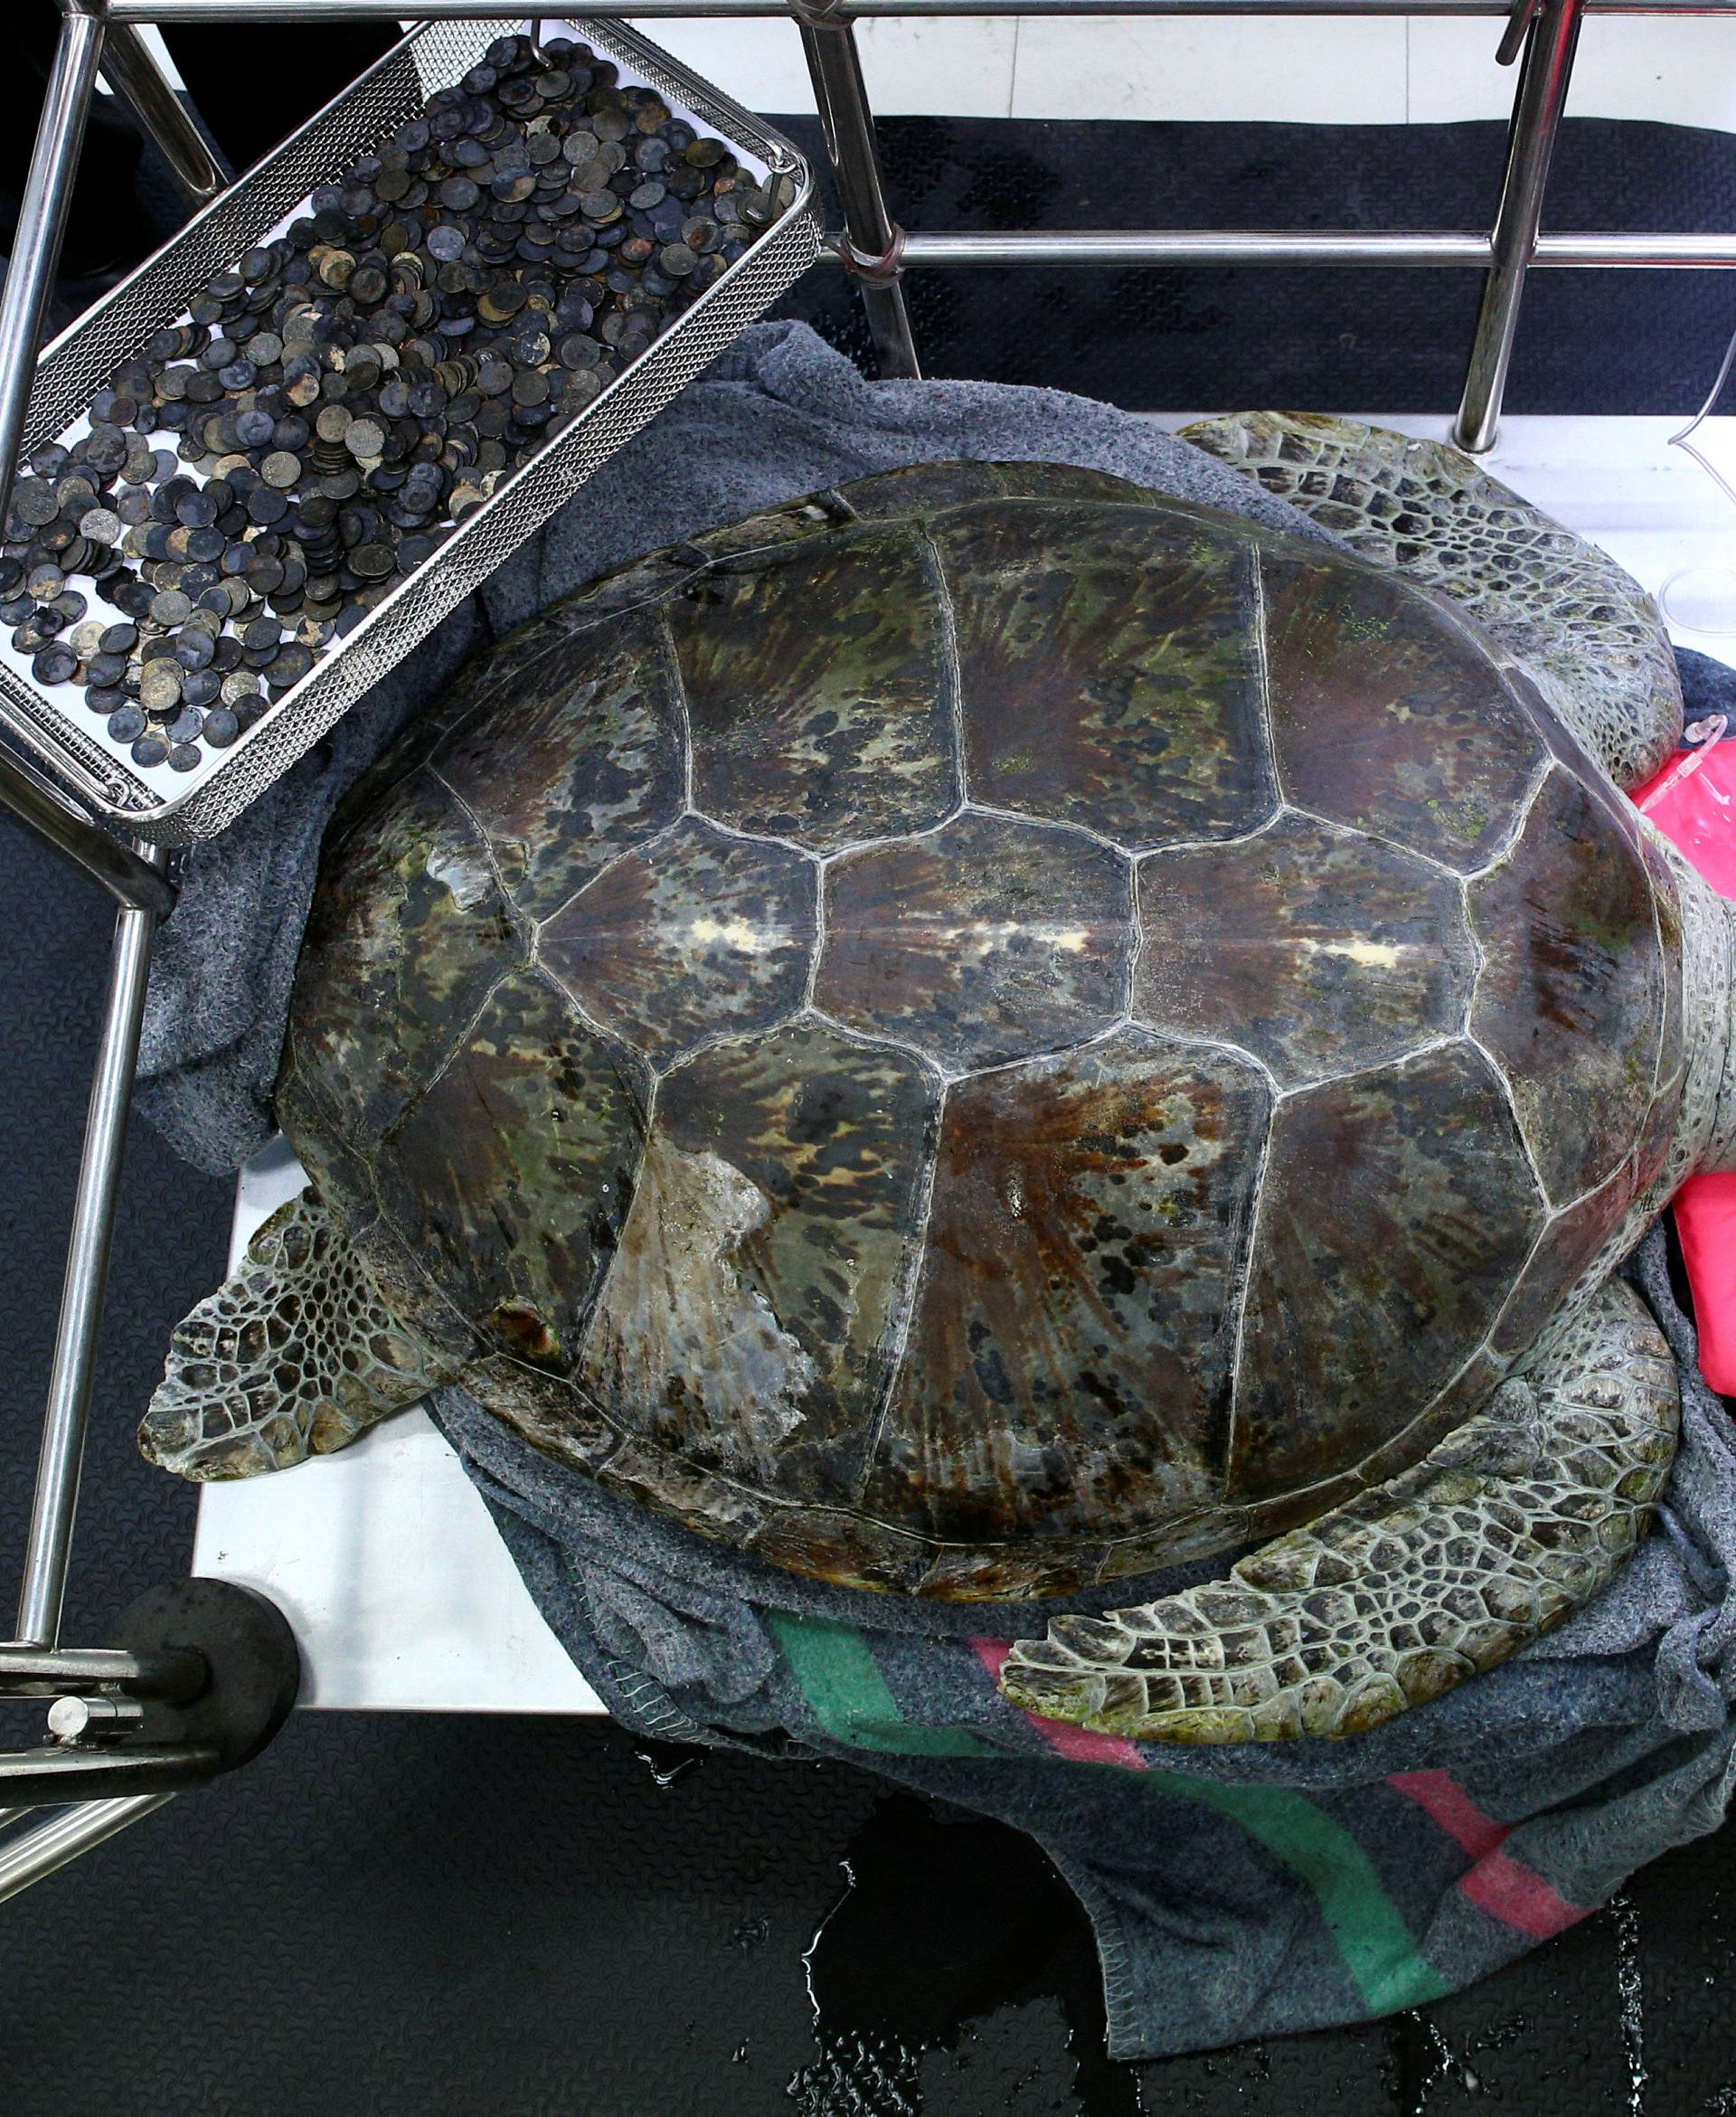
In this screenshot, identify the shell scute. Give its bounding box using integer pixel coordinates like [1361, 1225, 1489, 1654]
[859, 1029, 1269, 1549]
[373, 970, 645, 1373]
[1259, 551, 1548, 871]
[1134, 811, 1475, 1087]
[290, 767, 523, 1146]
[430, 603, 684, 921]
[931, 500, 1276, 848]
[816, 808, 1131, 1073]
[1231, 1044, 1546, 1501]
[578, 1018, 936, 1510]
[540, 814, 817, 1067]
[668, 524, 958, 852]
[1469, 768, 1665, 1205]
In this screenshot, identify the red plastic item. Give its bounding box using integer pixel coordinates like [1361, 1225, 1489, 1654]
[1632, 728, 1736, 1394]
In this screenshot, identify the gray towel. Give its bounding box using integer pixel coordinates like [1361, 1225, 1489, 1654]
[138, 320, 1736, 2060]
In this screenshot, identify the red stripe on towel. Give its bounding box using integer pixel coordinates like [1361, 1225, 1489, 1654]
[1388, 1769, 1591, 1939]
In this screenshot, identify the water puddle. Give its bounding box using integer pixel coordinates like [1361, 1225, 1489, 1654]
[784, 1794, 1143, 2115]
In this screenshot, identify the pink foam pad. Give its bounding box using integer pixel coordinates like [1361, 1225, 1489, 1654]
[1633, 734, 1736, 1394]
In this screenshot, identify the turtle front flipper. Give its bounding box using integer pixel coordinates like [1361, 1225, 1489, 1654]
[140, 1190, 461, 1479]
[999, 1281, 1678, 1743]
[1180, 410, 1683, 789]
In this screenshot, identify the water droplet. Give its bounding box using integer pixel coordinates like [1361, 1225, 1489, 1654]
[632, 1738, 703, 1788]
[1611, 1893, 1648, 2117]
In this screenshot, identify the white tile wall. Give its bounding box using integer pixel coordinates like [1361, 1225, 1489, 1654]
[1408, 18, 1736, 129]
[1007, 17, 1408, 123]
[631, 13, 1736, 132]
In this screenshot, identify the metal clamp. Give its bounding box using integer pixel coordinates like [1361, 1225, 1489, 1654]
[833, 222, 908, 283]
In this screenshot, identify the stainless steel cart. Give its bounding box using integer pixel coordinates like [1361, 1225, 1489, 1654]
[3, 0, 1730, 1896]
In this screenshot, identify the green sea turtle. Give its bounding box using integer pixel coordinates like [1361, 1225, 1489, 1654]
[140, 415, 1731, 1745]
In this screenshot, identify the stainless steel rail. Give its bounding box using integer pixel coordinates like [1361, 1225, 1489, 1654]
[97, 18, 228, 206]
[0, 6, 105, 538]
[0, 748, 176, 916]
[99, 1, 1736, 18]
[0, 1796, 176, 1904]
[1456, 0, 1585, 447]
[0, 1643, 208, 1702]
[14, 838, 167, 1652]
[799, 8, 920, 376]
[870, 229, 1736, 265]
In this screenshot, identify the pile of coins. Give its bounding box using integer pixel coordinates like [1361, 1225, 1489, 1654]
[1, 33, 794, 781]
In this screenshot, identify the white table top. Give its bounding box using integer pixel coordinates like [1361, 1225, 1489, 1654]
[194, 411, 1736, 1714]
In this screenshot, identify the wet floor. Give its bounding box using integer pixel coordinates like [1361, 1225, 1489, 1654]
[773, 1777, 1736, 2117]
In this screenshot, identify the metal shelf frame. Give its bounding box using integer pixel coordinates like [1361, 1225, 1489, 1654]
[0, 0, 1731, 1895]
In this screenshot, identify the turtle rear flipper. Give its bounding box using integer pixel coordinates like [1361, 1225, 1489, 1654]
[140, 1190, 460, 1480]
[1182, 410, 1683, 789]
[999, 1281, 1679, 1742]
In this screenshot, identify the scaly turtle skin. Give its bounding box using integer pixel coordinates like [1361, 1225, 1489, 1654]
[141, 425, 1736, 1744]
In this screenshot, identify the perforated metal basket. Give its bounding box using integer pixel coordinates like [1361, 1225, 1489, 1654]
[0, 16, 819, 845]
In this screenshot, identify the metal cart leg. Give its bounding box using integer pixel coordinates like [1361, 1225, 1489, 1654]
[96, 20, 227, 209]
[0, 1796, 176, 1904]
[0, 3, 108, 530]
[1454, 0, 1585, 454]
[796, 7, 920, 380]
[14, 844, 166, 1650]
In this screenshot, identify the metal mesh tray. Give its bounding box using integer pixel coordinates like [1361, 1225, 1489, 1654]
[0, 16, 819, 846]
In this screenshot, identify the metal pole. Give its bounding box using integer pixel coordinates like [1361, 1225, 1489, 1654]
[882, 231, 1494, 267]
[14, 843, 168, 1650]
[97, 0, 1736, 20]
[97, 19, 226, 209]
[797, 11, 920, 380]
[0, 1795, 175, 1902]
[0, 5, 107, 535]
[0, 1643, 208, 1702]
[0, 749, 176, 917]
[823, 229, 1736, 268]
[1454, 0, 1585, 452]
[0, 1743, 221, 1803]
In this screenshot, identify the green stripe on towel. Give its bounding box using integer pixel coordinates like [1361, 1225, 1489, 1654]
[1147, 1773, 1455, 2013]
[767, 1612, 1001, 1758]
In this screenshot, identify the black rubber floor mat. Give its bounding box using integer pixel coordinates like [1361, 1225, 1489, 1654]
[770, 114, 1736, 413]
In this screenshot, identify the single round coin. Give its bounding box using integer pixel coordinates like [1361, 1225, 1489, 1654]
[139, 661, 183, 712]
[261, 450, 301, 489]
[107, 704, 146, 743]
[130, 733, 169, 769]
[32, 644, 78, 686]
[202, 706, 241, 748]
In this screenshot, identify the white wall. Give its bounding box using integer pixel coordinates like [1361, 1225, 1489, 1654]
[628, 14, 1736, 128]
